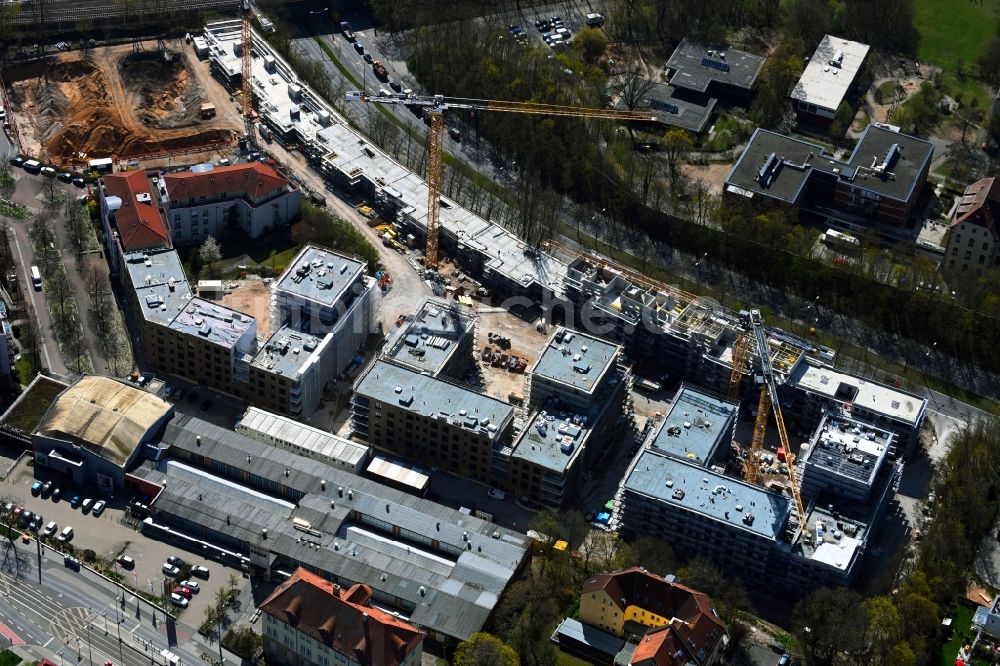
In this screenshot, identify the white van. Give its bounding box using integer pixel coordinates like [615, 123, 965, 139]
[22, 159, 41, 173]
[57, 526, 73, 542]
[42, 521, 57, 537]
[81, 498, 93, 513]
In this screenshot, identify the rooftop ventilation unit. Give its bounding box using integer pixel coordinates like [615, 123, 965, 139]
[756, 153, 783, 188]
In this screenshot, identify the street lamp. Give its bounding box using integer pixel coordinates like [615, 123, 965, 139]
[56, 649, 63, 666]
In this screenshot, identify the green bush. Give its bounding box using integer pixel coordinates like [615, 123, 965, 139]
[223, 627, 262, 659]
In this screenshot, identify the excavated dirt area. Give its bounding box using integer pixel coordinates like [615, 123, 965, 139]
[7, 42, 242, 162]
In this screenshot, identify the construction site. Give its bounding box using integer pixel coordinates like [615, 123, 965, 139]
[5, 40, 242, 164]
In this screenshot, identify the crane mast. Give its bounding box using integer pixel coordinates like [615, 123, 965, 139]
[746, 309, 806, 525]
[241, 0, 256, 143]
[347, 91, 655, 269]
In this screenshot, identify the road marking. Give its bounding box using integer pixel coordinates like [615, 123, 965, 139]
[42, 636, 52, 648]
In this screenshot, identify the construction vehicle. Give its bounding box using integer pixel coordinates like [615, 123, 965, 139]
[346, 91, 656, 269]
[372, 60, 388, 80]
[340, 21, 356, 41]
[736, 309, 806, 527]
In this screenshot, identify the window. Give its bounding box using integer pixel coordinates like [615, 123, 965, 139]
[969, 238, 975, 247]
[984, 242, 990, 251]
[966, 251, 972, 260]
[980, 255, 986, 265]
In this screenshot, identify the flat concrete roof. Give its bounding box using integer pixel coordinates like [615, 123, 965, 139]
[725, 125, 933, 205]
[168, 297, 256, 349]
[786, 359, 925, 426]
[511, 405, 592, 473]
[354, 360, 514, 440]
[637, 83, 717, 133]
[623, 448, 791, 541]
[530, 327, 619, 394]
[123, 249, 193, 327]
[251, 324, 325, 378]
[274, 245, 366, 308]
[797, 504, 866, 570]
[384, 297, 474, 376]
[792, 35, 870, 112]
[236, 406, 369, 468]
[365, 455, 430, 492]
[666, 38, 766, 93]
[802, 413, 893, 486]
[650, 385, 735, 466]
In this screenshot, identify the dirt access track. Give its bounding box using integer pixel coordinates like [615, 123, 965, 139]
[6, 40, 242, 162]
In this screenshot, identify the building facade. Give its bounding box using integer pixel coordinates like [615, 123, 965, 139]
[161, 162, 300, 245]
[942, 177, 1000, 274]
[260, 568, 423, 666]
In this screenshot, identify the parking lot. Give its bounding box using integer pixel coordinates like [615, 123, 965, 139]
[1, 457, 246, 625]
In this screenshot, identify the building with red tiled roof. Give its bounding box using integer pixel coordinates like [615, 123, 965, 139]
[580, 567, 727, 665]
[259, 567, 424, 666]
[161, 162, 299, 245]
[99, 170, 170, 272]
[943, 177, 1000, 274]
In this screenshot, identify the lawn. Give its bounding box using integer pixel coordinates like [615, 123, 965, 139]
[1, 375, 67, 433]
[0, 650, 22, 666]
[939, 605, 982, 666]
[914, 0, 998, 107]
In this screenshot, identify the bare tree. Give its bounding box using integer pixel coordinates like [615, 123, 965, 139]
[611, 70, 656, 111]
[0, 495, 31, 579]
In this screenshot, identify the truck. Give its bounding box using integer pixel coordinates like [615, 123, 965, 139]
[372, 60, 388, 80]
[340, 21, 355, 41]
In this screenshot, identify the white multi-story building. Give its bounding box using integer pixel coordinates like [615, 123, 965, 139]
[158, 162, 300, 245]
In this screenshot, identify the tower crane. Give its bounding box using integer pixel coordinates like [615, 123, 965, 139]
[346, 91, 656, 269]
[742, 309, 806, 525]
[240, 0, 256, 144]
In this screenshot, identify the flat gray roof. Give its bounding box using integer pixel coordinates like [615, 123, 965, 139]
[530, 327, 620, 394]
[274, 245, 365, 308]
[797, 504, 866, 570]
[651, 385, 735, 465]
[236, 406, 369, 467]
[666, 38, 766, 93]
[635, 83, 717, 133]
[511, 404, 593, 473]
[623, 448, 791, 541]
[384, 297, 474, 376]
[123, 249, 193, 326]
[251, 324, 325, 378]
[802, 413, 892, 486]
[149, 412, 529, 640]
[354, 360, 514, 440]
[725, 125, 934, 205]
[168, 297, 256, 349]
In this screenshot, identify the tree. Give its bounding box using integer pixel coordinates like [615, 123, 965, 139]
[864, 595, 902, 663]
[887, 642, 916, 666]
[830, 101, 855, 138]
[675, 558, 747, 627]
[612, 70, 656, 112]
[783, 0, 833, 50]
[751, 54, 802, 128]
[574, 28, 608, 65]
[955, 98, 983, 146]
[793, 587, 869, 666]
[629, 535, 675, 576]
[661, 128, 693, 183]
[48, 269, 72, 321]
[198, 236, 222, 278]
[454, 632, 519, 666]
[840, 0, 917, 53]
[0, 495, 30, 578]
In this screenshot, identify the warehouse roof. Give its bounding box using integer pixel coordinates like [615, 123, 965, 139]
[34, 376, 171, 465]
[235, 406, 369, 468]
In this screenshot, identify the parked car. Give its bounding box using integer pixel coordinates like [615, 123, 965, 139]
[31, 480, 43, 496]
[190, 565, 210, 579]
[57, 526, 73, 543]
[17, 511, 33, 528]
[117, 555, 135, 569]
[585, 12, 605, 26]
[71, 177, 85, 188]
[91, 500, 106, 517]
[179, 579, 199, 593]
[40, 481, 52, 497]
[28, 515, 42, 532]
[169, 593, 188, 608]
[353, 42, 364, 55]
[777, 655, 791, 666]
[175, 586, 193, 599]
[162, 563, 180, 577]
[363, 53, 373, 64]
[39, 166, 56, 177]
[51, 487, 61, 501]
[8, 156, 24, 167]
[56, 172, 72, 183]
[81, 498, 93, 513]
[167, 555, 185, 566]
[42, 521, 57, 537]
[487, 488, 506, 500]
[69, 495, 82, 508]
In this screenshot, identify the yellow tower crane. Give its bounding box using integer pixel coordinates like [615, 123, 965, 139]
[346, 91, 656, 269]
[743, 309, 806, 525]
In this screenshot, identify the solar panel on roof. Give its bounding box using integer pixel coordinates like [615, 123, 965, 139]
[701, 57, 730, 72]
[649, 99, 680, 114]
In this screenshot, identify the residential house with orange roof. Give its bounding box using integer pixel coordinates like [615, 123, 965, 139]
[578, 567, 727, 665]
[161, 162, 300, 245]
[259, 567, 424, 666]
[99, 170, 171, 273]
[942, 177, 1000, 274]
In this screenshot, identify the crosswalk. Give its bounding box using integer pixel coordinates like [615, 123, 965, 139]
[49, 607, 92, 644]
